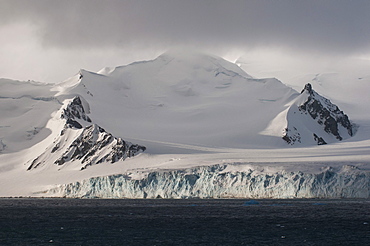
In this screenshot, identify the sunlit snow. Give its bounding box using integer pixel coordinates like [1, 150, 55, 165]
[0, 50, 369, 198]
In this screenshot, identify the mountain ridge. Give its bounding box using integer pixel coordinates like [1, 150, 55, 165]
[1, 51, 357, 154]
[26, 96, 145, 171]
[281, 83, 355, 145]
[0, 51, 368, 198]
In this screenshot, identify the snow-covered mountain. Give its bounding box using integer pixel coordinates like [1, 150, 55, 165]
[57, 51, 298, 149]
[26, 96, 145, 171]
[0, 50, 369, 198]
[272, 83, 354, 145]
[53, 50, 355, 149]
[236, 53, 370, 121]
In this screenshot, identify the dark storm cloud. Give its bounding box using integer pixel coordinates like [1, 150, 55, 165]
[2, 0, 370, 55]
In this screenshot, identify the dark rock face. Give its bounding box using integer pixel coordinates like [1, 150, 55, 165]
[313, 133, 327, 145]
[61, 96, 91, 124]
[0, 140, 6, 152]
[65, 118, 83, 129]
[27, 96, 145, 171]
[301, 83, 313, 94]
[299, 83, 353, 140]
[282, 83, 354, 145]
[282, 127, 301, 145]
[55, 124, 146, 170]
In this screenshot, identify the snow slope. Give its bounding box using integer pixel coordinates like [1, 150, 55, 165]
[56, 51, 303, 149]
[26, 96, 145, 171]
[0, 79, 61, 153]
[0, 50, 369, 198]
[263, 83, 355, 146]
[237, 54, 370, 121]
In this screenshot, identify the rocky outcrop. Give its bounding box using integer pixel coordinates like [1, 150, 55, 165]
[313, 133, 327, 145]
[0, 139, 5, 152]
[54, 124, 146, 170]
[299, 83, 353, 140]
[282, 127, 301, 145]
[27, 96, 145, 171]
[283, 83, 355, 145]
[61, 96, 91, 122]
[61, 96, 91, 130]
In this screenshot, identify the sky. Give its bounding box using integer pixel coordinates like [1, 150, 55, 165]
[1, 0, 370, 83]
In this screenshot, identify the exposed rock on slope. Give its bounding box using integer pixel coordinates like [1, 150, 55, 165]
[299, 83, 353, 139]
[27, 96, 145, 171]
[54, 124, 146, 170]
[283, 83, 355, 145]
[61, 96, 92, 125]
[62, 51, 302, 149]
[0, 140, 5, 152]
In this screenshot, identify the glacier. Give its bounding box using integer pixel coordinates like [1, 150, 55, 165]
[0, 50, 369, 198]
[44, 164, 370, 199]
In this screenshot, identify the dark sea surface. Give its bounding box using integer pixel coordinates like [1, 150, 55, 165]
[0, 198, 369, 245]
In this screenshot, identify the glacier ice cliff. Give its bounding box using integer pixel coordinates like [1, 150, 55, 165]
[44, 164, 370, 199]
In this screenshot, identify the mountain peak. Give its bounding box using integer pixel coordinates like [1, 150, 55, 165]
[156, 49, 252, 79]
[156, 49, 222, 67]
[301, 83, 313, 94]
[282, 83, 355, 145]
[159, 48, 211, 59]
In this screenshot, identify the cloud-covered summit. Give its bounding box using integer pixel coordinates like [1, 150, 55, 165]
[1, 0, 370, 83]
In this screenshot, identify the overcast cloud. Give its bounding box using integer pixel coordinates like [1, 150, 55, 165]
[1, 0, 370, 82]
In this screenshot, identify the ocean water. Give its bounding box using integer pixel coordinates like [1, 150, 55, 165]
[0, 198, 369, 245]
